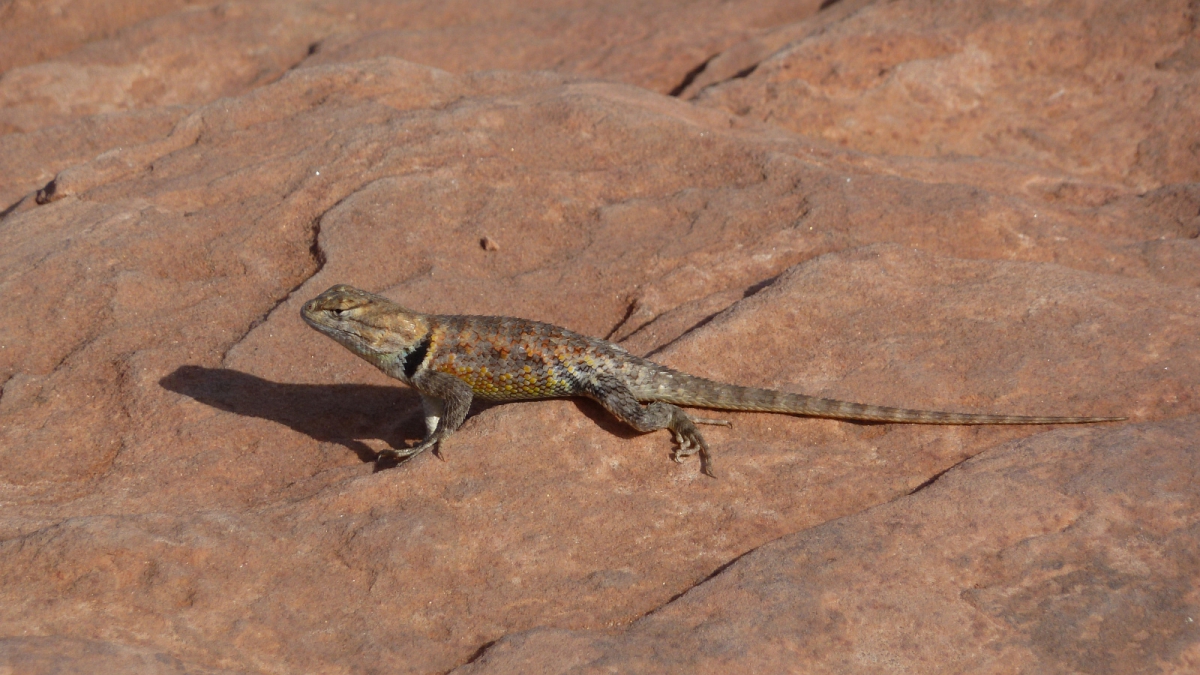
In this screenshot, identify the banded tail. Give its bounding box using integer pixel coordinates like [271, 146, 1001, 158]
[633, 368, 1124, 425]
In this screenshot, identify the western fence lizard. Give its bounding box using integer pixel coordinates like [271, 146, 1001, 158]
[301, 285, 1124, 476]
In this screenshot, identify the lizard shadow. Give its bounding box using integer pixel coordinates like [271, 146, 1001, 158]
[161, 366, 658, 469]
[160, 365, 434, 470]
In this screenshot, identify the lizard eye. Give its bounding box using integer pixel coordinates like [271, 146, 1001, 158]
[332, 308, 347, 317]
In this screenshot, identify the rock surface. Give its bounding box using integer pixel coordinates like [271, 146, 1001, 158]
[1, 1, 1197, 674]
[695, 0, 1200, 191]
[454, 417, 1200, 675]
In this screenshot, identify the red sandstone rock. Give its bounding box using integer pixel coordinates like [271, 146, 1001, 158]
[696, 0, 1200, 191]
[1, 1, 1197, 674]
[0, 0, 823, 135]
[454, 418, 1200, 674]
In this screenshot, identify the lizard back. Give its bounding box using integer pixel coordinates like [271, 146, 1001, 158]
[423, 314, 638, 401]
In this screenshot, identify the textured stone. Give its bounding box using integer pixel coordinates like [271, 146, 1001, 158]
[0, 0, 823, 135]
[697, 0, 1200, 191]
[454, 418, 1200, 674]
[0, 636, 241, 675]
[0, 0, 197, 73]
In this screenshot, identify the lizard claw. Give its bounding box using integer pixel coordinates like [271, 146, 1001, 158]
[379, 438, 437, 463]
[668, 424, 716, 477]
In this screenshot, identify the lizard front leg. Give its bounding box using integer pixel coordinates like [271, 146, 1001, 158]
[381, 370, 473, 463]
[585, 374, 717, 477]
[419, 394, 456, 461]
[421, 395, 445, 438]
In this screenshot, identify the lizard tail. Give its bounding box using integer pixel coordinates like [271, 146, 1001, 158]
[634, 369, 1124, 425]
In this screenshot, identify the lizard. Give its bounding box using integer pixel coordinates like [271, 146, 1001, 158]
[301, 284, 1124, 477]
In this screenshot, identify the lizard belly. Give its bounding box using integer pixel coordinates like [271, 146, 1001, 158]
[456, 371, 577, 401]
[428, 360, 580, 401]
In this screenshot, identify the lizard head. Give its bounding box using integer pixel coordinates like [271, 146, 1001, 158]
[301, 285, 430, 360]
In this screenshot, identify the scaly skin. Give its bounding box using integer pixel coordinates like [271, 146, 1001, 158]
[301, 285, 1124, 477]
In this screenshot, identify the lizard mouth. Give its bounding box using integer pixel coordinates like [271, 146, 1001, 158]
[301, 309, 388, 358]
[301, 308, 350, 338]
[300, 305, 330, 330]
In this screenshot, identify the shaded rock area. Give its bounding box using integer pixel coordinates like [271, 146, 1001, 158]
[1, 1, 1196, 673]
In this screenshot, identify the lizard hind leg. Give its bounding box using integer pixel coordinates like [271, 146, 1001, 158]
[586, 375, 717, 477]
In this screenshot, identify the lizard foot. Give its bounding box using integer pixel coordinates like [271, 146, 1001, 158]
[669, 418, 715, 478]
[378, 439, 437, 463]
[691, 416, 732, 427]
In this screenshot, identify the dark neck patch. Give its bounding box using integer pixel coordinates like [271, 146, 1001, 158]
[402, 335, 431, 379]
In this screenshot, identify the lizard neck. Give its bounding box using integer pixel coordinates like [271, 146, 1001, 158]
[398, 334, 432, 382]
[359, 333, 431, 385]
